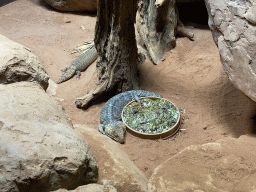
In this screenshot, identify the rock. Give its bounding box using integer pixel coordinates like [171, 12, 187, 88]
[74, 124, 148, 192]
[44, 0, 97, 12]
[47, 79, 58, 96]
[0, 82, 98, 192]
[53, 184, 117, 192]
[148, 134, 256, 192]
[205, 0, 256, 102]
[0, 34, 49, 90]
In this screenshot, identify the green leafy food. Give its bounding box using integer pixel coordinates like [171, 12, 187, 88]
[122, 98, 179, 134]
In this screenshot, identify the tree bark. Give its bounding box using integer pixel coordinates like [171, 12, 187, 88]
[75, 0, 139, 108]
[136, 0, 194, 64]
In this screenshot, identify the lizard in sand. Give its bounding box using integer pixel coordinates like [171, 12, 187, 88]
[98, 90, 163, 143]
[57, 41, 147, 84]
[56, 41, 98, 84]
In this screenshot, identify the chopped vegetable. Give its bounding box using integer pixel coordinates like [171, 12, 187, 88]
[122, 98, 179, 134]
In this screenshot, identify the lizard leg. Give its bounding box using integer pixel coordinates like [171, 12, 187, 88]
[61, 67, 69, 72]
[76, 71, 81, 79]
[134, 95, 141, 103]
[98, 124, 106, 135]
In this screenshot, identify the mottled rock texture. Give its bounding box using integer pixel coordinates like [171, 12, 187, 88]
[0, 82, 98, 192]
[0, 35, 98, 191]
[53, 184, 117, 192]
[0, 34, 49, 90]
[148, 135, 256, 192]
[74, 124, 148, 192]
[44, 0, 97, 12]
[205, 0, 256, 102]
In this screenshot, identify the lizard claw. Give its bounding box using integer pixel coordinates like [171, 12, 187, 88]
[98, 124, 105, 134]
[76, 71, 81, 79]
[61, 67, 69, 72]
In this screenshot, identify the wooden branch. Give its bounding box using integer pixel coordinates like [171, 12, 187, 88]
[75, 0, 139, 108]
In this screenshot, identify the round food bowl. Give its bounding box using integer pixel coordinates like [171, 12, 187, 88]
[121, 96, 180, 140]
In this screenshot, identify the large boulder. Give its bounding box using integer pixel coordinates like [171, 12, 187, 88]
[44, 0, 97, 12]
[148, 134, 256, 192]
[74, 124, 148, 192]
[0, 82, 98, 191]
[53, 184, 117, 192]
[205, 0, 256, 102]
[0, 34, 49, 90]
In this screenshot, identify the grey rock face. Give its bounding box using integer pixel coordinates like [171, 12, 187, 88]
[0, 82, 98, 192]
[0, 34, 49, 90]
[44, 0, 97, 12]
[205, 0, 256, 102]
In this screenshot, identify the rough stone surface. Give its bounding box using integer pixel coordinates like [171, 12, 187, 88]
[74, 124, 148, 192]
[53, 184, 117, 192]
[205, 0, 256, 102]
[46, 79, 58, 96]
[44, 0, 97, 12]
[0, 34, 49, 90]
[148, 134, 256, 192]
[0, 82, 98, 192]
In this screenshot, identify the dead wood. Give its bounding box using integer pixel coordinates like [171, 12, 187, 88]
[136, 0, 194, 64]
[75, 0, 140, 108]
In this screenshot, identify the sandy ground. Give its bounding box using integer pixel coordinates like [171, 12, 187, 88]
[1, 0, 256, 186]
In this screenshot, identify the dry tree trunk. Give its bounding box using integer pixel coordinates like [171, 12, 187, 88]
[75, 0, 139, 108]
[136, 0, 194, 64]
[75, 0, 194, 108]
